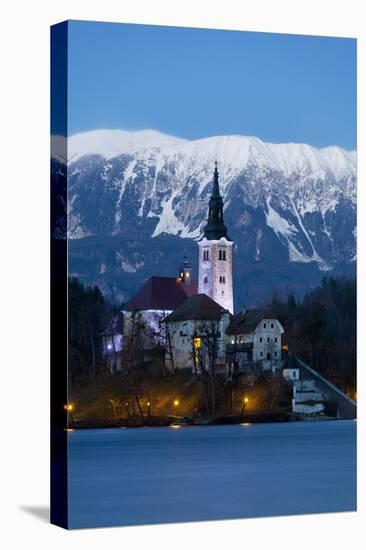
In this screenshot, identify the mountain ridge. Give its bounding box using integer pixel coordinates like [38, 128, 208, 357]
[52, 128, 356, 307]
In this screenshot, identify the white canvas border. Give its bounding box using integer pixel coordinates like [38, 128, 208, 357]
[1, 1, 364, 548]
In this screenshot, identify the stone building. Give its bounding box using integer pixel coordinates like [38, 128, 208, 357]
[164, 293, 231, 372]
[225, 308, 284, 373]
[122, 254, 197, 348]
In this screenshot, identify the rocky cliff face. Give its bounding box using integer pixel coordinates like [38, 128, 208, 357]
[53, 129, 356, 308]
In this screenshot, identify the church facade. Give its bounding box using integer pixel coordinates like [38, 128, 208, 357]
[198, 162, 234, 314]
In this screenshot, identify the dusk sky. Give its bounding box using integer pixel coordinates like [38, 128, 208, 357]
[61, 20, 356, 150]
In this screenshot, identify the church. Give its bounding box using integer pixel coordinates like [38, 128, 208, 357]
[197, 161, 234, 314]
[105, 162, 284, 373]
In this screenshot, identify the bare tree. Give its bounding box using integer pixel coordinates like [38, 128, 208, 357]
[148, 310, 172, 376]
[121, 311, 146, 422]
[190, 320, 221, 415]
[165, 323, 176, 374]
[109, 397, 120, 418]
[148, 310, 169, 347]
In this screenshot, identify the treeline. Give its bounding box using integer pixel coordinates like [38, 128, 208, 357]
[68, 277, 117, 384]
[269, 276, 356, 396]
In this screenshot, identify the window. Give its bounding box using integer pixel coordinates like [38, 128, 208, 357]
[203, 276, 208, 284]
[271, 323, 274, 328]
[267, 337, 270, 343]
[219, 276, 226, 283]
[274, 351, 278, 357]
[263, 323, 267, 328]
[259, 337, 262, 342]
[260, 351, 263, 357]
[274, 337, 278, 343]
[203, 250, 209, 261]
[193, 337, 201, 349]
[218, 249, 227, 261]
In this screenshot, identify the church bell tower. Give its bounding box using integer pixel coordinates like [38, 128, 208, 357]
[198, 162, 234, 313]
[178, 250, 192, 285]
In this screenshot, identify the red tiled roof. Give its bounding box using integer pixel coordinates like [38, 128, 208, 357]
[123, 276, 198, 312]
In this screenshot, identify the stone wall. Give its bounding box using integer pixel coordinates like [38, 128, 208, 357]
[295, 356, 357, 419]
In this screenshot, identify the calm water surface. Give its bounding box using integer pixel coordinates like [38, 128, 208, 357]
[68, 420, 356, 528]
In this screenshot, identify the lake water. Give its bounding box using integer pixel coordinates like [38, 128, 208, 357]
[68, 420, 356, 529]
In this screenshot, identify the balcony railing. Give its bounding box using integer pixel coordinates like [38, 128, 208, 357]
[226, 343, 253, 352]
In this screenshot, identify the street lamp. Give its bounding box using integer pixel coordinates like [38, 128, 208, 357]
[173, 399, 180, 418]
[240, 396, 249, 415]
[64, 403, 74, 424]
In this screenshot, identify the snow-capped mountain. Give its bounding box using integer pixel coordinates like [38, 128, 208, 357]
[54, 129, 356, 307]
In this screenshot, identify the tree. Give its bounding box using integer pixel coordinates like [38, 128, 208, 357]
[121, 311, 146, 422]
[191, 320, 221, 415]
[68, 277, 114, 384]
[264, 276, 356, 395]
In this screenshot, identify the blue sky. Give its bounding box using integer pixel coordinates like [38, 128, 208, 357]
[61, 20, 356, 150]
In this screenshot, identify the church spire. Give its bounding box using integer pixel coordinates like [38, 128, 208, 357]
[212, 161, 220, 198]
[202, 162, 232, 241]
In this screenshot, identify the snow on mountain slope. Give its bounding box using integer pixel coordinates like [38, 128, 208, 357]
[58, 129, 356, 280]
[65, 129, 356, 180]
[66, 129, 187, 161]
